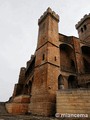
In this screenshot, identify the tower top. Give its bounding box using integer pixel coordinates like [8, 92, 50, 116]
[76, 13, 90, 29]
[38, 7, 59, 25]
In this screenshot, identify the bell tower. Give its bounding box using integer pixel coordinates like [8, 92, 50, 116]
[76, 14, 90, 84]
[29, 8, 60, 116]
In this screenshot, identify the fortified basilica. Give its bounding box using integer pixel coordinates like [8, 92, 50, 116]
[6, 8, 90, 116]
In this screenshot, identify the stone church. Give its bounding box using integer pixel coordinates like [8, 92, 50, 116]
[6, 8, 90, 116]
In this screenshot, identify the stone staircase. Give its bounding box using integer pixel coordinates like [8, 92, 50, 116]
[0, 102, 8, 115]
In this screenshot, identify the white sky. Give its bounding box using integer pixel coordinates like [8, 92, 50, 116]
[0, 0, 90, 101]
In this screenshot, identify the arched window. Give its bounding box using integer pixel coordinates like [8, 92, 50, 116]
[58, 75, 64, 89]
[60, 44, 76, 72]
[84, 25, 87, 30]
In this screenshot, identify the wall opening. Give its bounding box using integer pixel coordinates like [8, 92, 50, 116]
[71, 59, 75, 70]
[42, 54, 45, 60]
[81, 28, 83, 33]
[83, 58, 90, 73]
[81, 46, 90, 73]
[58, 75, 64, 89]
[60, 44, 76, 73]
[68, 75, 78, 89]
[84, 25, 87, 30]
[54, 56, 57, 61]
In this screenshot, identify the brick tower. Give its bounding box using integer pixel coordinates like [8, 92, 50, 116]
[29, 7, 60, 116]
[76, 14, 90, 43]
[76, 14, 90, 86]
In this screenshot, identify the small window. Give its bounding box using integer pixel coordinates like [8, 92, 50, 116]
[42, 54, 45, 60]
[84, 25, 87, 30]
[32, 77, 34, 81]
[81, 28, 83, 33]
[54, 56, 57, 61]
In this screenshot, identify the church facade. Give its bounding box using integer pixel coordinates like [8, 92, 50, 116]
[6, 8, 90, 116]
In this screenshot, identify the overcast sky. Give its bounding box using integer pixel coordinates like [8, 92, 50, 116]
[0, 0, 90, 101]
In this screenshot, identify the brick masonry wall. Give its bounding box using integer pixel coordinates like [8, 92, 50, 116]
[56, 89, 90, 117]
[6, 103, 29, 115]
[6, 95, 30, 115]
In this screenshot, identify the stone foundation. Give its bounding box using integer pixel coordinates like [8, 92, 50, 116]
[6, 95, 30, 115]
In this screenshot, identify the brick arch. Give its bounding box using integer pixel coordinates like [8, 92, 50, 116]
[59, 43, 73, 49]
[80, 44, 90, 48]
[59, 44, 76, 73]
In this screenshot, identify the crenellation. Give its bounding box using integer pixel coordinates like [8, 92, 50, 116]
[76, 13, 90, 43]
[20, 67, 26, 71]
[76, 13, 90, 29]
[38, 7, 59, 25]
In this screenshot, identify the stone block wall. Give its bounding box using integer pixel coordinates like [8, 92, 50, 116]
[56, 89, 90, 117]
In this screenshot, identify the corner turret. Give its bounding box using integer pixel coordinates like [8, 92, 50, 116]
[76, 14, 90, 43]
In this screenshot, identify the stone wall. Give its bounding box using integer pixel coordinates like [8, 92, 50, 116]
[56, 89, 90, 118]
[6, 95, 30, 115]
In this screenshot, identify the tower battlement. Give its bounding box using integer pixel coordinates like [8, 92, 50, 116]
[38, 7, 59, 25]
[76, 13, 90, 29]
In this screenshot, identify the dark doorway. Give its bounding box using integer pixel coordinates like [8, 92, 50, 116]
[83, 58, 90, 73]
[81, 46, 90, 73]
[68, 75, 77, 89]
